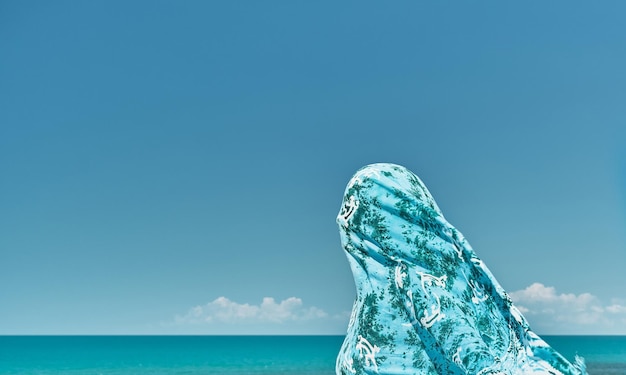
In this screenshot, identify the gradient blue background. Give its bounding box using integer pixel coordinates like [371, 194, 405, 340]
[1, 1, 624, 335]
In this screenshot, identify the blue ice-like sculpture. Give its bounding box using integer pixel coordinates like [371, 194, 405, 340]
[336, 163, 586, 375]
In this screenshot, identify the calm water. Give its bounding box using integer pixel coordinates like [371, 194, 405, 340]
[0, 335, 624, 374]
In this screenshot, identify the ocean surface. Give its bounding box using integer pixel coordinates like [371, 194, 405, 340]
[0, 335, 624, 375]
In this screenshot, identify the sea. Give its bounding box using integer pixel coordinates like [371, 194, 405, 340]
[0, 335, 624, 375]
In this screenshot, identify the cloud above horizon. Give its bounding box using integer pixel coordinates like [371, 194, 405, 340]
[175, 296, 331, 326]
[172, 286, 626, 335]
[510, 283, 626, 334]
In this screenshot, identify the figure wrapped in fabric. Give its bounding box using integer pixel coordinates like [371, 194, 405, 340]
[336, 163, 586, 375]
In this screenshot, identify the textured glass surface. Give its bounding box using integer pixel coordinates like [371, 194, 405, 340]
[336, 163, 586, 375]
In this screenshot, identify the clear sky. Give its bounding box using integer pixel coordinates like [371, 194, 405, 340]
[1, 1, 625, 335]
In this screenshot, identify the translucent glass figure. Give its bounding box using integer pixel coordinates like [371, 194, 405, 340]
[336, 163, 586, 375]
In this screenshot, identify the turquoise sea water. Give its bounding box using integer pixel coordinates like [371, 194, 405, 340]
[0, 336, 624, 375]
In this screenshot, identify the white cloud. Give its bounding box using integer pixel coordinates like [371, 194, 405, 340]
[509, 283, 626, 334]
[606, 304, 626, 314]
[175, 296, 329, 325]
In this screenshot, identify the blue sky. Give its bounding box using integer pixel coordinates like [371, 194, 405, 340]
[1, 1, 625, 335]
